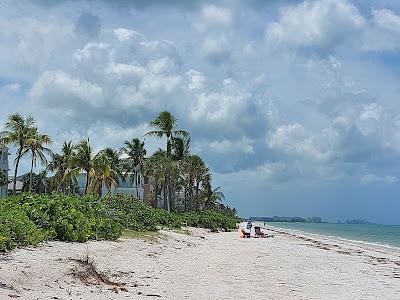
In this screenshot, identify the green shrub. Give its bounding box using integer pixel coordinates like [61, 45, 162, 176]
[0, 203, 45, 251]
[153, 208, 182, 229]
[0, 193, 239, 252]
[100, 194, 159, 231]
[8, 193, 122, 243]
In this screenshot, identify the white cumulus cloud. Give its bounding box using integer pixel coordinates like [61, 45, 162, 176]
[360, 174, 398, 185]
[265, 0, 365, 49]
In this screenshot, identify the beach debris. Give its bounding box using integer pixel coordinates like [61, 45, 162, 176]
[138, 291, 162, 297]
[68, 254, 127, 293]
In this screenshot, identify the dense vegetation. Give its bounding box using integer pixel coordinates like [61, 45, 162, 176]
[0, 112, 234, 214]
[0, 193, 239, 251]
[0, 111, 239, 252]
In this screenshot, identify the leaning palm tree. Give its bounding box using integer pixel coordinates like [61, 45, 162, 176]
[0, 113, 36, 194]
[22, 128, 53, 192]
[121, 138, 146, 199]
[145, 111, 189, 155]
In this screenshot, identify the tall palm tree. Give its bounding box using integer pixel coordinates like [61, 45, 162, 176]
[72, 139, 95, 195]
[0, 113, 36, 194]
[146, 111, 189, 155]
[182, 155, 208, 210]
[48, 141, 75, 192]
[121, 138, 146, 199]
[144, 150, 174, 211]
[146, 112, 189, 210]
[22, 128, 53, 193]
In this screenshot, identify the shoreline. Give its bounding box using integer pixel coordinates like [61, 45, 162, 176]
[257, 222, 400, 252]
[1, 226, 399, 299]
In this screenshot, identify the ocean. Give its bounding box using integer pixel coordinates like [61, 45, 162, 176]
[264, 222, 400, 248]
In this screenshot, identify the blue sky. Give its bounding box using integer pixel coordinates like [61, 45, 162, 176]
[1, 0, 400, 224]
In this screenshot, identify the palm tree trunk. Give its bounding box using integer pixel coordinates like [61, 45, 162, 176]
[184, 186, 187, 211]
[164, 177, 170, 212]
[85, 170, 89, 195]
[154, 177, 158, 207]
[189, 176, 193, 210]
[195, 181, 200, 212]
[136, 172, 140, 199]
[167, 173, 173, 212]
[13, 147, 23, 194]
[166, 134, 171, 155]
[29, 157, 34, 193]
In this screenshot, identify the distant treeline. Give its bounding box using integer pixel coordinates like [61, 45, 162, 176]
[250, 216, 322, 223]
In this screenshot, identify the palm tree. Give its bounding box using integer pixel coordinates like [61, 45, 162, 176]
[99, 147, 123, 190]
[0, 113, 36, 194]
[22, 128, 53, 193]
[171, 136, 191, 161]
[144, 153, 161, 207]
[88, 152, 118, 196]
[48, 141, 75, 192]
[182, 155, 208, 210]
[121, 138, 146, 199]
[202, 173, 225, 210]
[146, 112, 189, 211]
[72, 139, 95, 195]
[144, 150, 175, 211]
[146, 111, 189, 155]
[22, 170, 50, 194]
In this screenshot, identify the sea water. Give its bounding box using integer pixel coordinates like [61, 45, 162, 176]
[265, 222, 400, 248]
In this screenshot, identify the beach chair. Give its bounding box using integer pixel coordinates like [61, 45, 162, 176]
[255, 226, 274, 238]
[254, 226, 266, 238]
[239, 229, 251, 238]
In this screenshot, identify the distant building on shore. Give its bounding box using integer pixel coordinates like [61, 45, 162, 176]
[250, 215, 322, 223]
[0, 147, 9, 197]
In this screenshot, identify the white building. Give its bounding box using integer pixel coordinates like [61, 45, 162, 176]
[76, 173, 145, 199]
[0, 147, 9, 197]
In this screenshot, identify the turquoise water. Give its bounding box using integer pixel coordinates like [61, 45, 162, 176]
[264, 222, 400, 248]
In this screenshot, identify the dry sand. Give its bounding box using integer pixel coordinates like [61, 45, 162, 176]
[1, 224, 399, 300]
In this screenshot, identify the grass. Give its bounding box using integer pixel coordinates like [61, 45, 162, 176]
[172, 228, 191, 236]
[121, 230, 164, 242]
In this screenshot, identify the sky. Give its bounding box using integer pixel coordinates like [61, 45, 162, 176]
[1, 0, 400, 224]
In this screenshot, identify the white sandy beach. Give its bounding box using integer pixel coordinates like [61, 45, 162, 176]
[1, 224, 399, 300]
